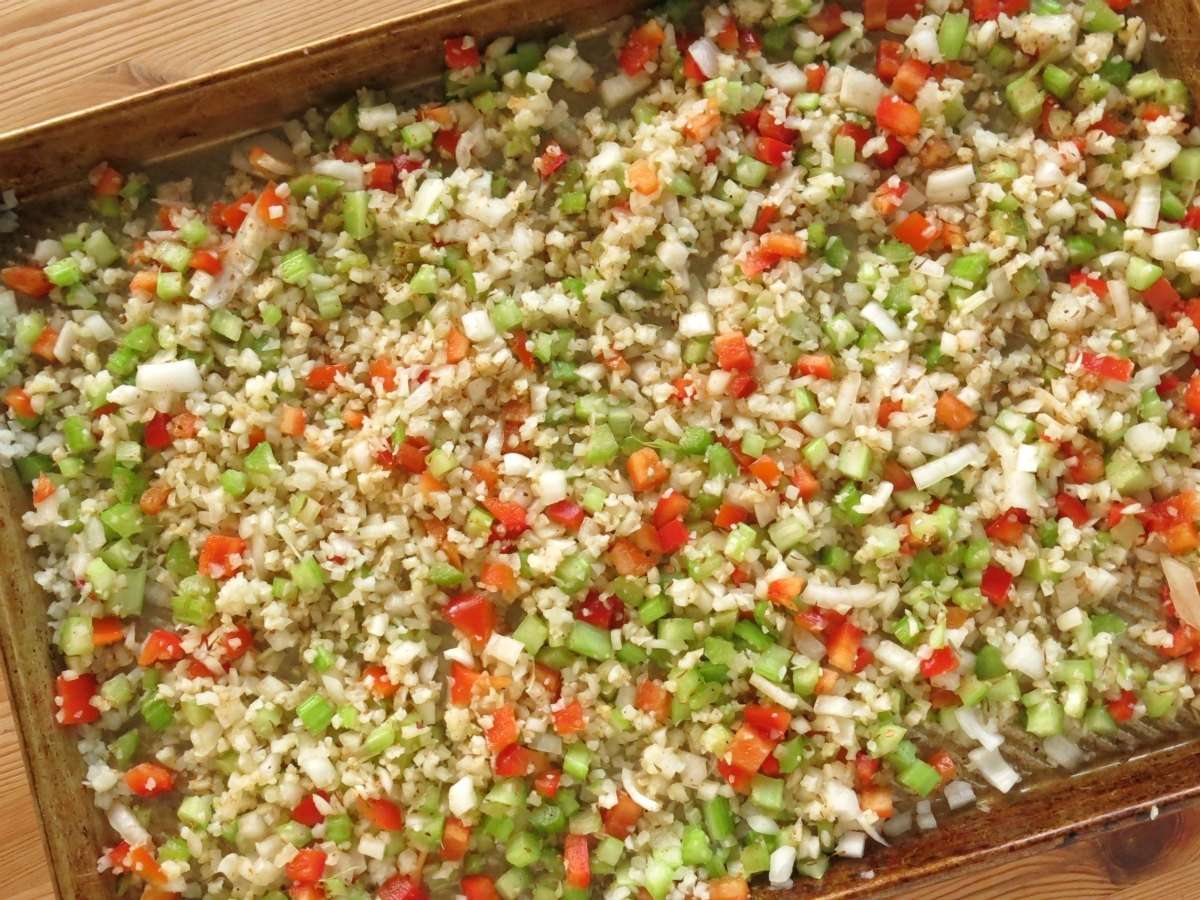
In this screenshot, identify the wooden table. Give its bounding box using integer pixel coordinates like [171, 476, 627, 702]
[3, 1, 1200, 897]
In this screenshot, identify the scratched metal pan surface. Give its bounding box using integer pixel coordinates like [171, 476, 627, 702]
[3, 0, 1200, 897]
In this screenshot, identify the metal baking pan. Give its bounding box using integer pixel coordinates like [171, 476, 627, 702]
[3, 0, 1200, 896]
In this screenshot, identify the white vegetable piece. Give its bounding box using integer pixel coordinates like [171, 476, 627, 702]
[1162, 557, 1200, 630]
[945, 780, 977, 810]
[448, 776, 477, 816]
[836, 832, 867, 858]
[135, 359, 201, 393]
[461, 309, 496, 342]
[839, 68, 886, 114]
[968, 747, 1021, 793]
[1003, 631, 1046, 680]
[484, 633, 525, 667]
[925, 164, 976, 203]
[769, 845, 799, 883]
[911, 444, 982, 490]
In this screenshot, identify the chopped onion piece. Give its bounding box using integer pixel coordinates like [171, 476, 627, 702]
[749, 673, 799, 709]
[916, 799, 937, 831]
[448, 776, 477, 816]
[861, 301, 904, 341]
[688, 38, 720, 78]
[802, 581, 878, 608]
[313, 159, 365, 190]
[621, 769, 661, 812]
[945, 779, 976, 810]
[955, 706, 1004, 751]
[769, 845, 798, 883]
[1162, 557, 1200, 630]
[1003, 631, 1046, 680]
[911, 444, 982, 490]
[813, 695, 855, 717]
[968, 747, 1021, 793]
[1043, 735, 1083, 769]
[836, 832, 866, 858]
[874, 641, 920, 680]
[108, 802, 151, 847]
[135, 360, 201, 393]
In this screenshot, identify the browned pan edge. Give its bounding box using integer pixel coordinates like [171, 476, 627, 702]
[4, 0, 1200, 897]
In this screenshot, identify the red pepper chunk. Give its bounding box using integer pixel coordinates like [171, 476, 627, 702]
[198, 533, 247, 579]
[552, 699, 586, 736]
[379, 875, 429, 900]
[138, 629, 185, 667]
[876, 40, 904, 82]
[985, 508, 1028, 545]
[1080, 351, 1134, 383]
[360, 796, 405, 831]
[493, 744, 548, 777]
[144, 411, 174, 451]
[979, 564, 1014, 607]
[286, 848, 327, 884]
[754, 135, 792, 166]
[292, 791, 329, 828]
[448, 661, 480, 706]
[603, 790, 644, 838]
[808, 2, 848, 37]
[444, 593, 496, 647]
[546, 499, 586, 531]
[534, 141, 569, 179]
[1055, 492, 1090, 526]
[876, 94, 922, 137]
[1108, 689, 1137, 722]
[124, 762, 175, 797]
[714, 332, 754, 372]
[729, 724, 775, 773]
[826, 620, 864, 673]
[1, 265, 52, 298]
[56, 673, 100, 725]
[892, 211, 938, 253]
[653, 490, 690, 528]
[619, 21, 665, 76]
[920, 646, 958, 679]
[486, 704, 519, 752]
[444, 36, 481, 69]
[656, 518, 689, 554]
[744, 703, 792, 741]
[483, 498, 527, 538]
[564, 833, 591, 889]
[461, 875, 498, 900]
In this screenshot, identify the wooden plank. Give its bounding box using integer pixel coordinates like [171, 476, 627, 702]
[4, 1, 1200, 899]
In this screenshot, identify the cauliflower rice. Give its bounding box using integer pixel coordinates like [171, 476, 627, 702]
[4, 0, 1200, 897]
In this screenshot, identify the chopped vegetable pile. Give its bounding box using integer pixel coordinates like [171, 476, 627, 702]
[4, 0, 1200, 896]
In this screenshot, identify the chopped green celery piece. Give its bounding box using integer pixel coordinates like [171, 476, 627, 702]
[155, 241, 193, 272]
[823, 313, 858, 349]
[428, 560, 464, 588]
[512, 613, 548, 655]
[1051, 659, 1095, 683]
[735, 156, 769, 188]
[277, 820, 312, 847]
[45, 257, 82, 287]
[898, 759, 941, 797]
[734, 619, 771, 653]
[836, 441, 873, 481]
[58, 613, 93, 656]
[1042, 64, 1076, 100]
[555, 554, 592, 594]
[725, 523, 758, 562]
[172, 575, 216, 626]
[938, 12, 969, 60]
[178, 795, 213, 828]
[1006, 74, 1046, 124]
[833, 483, 867, 526]
[100, 502, 144, 539]
[948, 252, 988, 287]
[563, 742, 591, 781]
[1084, 705, 1119, 735]
[803, 438, 829, 468]
[291, 555, 326, 593]
[768, 516, 807, 552]
[1091, 611, 1127, 635]
[1126, 256, 1163, 291]
[741, 843, 771, 876]
[63, 415, 97, 454]
[1105, 448, 1153, 493]
[362, 722, 396, 757]
[975, 645, 1008, 679]
[296, 694, 335, 733]
[584, 424, 619, 466]
[1098, 55, 1132, 86]
[505, 830, 542, 867]
[706, 443, 737, 478]
[750, 774, 785, 812]
[85, 230, 120, 266]
[244, 441, 282, 485]
[703, 796, 734, 842]
[324, 813, 353, 846]
[891, 613, 920, 646]
[209, 308, 244, 342]
[221, 469, 248, 498]
[1172, 148, 1200, 183]
[567, 621, 612, 660]
[1026, 698, 1064, 736]
[529, 803, 565, 834]
[342, 191, 372, 240]
[141, 695, 174, 730]
[1082, 0, 1123, 32]
[155, 270, 185, 300]
[754, 644, 793, 684]
[679, 426, 713, 457]
[776, 735, 810, 774]
[988, 672, 1021, 703]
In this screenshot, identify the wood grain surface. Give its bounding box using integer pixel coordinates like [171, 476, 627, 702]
[4, 1, 1200, 899]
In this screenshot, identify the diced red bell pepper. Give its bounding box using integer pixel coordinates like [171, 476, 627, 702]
[144, 413, 173, 454]
[893, 58, 932, 101]
[286, 848, 327, 884]
[552, 699, 587, 736]
[291, 791, 330, 828]
[619, 21, 666, 76]
[448, 661, 480, 706]
[441, 817, 471, 861]
[656, 518, 690, 554]
[839, 122, 872, 152]
[767, 577, 806, 610]
[482, 498, 527, 538]
[1, 265, 52, 298]
[826, 620, 864, 673]
[359, 796, 405, 831]
[1107, 689, 1137, 723]
[443, 593, 496, 647]
[198, 533, 247, 579]
[379, 874, 429, 900]
[493, 744, 548, 777]
[634, 678, 671, 721]
[653, 490, 691, 528]
[56, 674, 99, 726]
[729, 724, 775, 773]
[864, 0, 889, 29]
[972, 0, 1000, 18]
[808, 2, 848, 37]
[794, 353, 834, 378]
[1080, 352, 1134, 383]
[1055, 492, 1090, 526]
[534, 141, 569, 179]
[486, 704, 519, 752]
[876, 40, 904, 82]
[876, 94, 922, 137]
[714, 501, 749, 528]
[1069, 270, 1108, 297]
[855, 751, 881, 787]
[534, 768, 562, 798]
[892, 211, 938, 254]
[603, 790, 644, 839]
[306, 363, 347, 391]
[564, 833, 591, 889]
[124, 762, 174, 797]
[979, 564, 1014, 607]
[1141, 277, 1183, 324]
[754, 135, 792, 167]
[714, 332, 754, 371]
[985, 508, 1028, 545]
[546, 499, 586, 531]
[444, 36, 481, 69]
[744, 703, 792, 741]
[919, 646, 958, 679]
[138, 629, 185, 667]
[461, 875, 498, 900]
[927, 748, 957, 782]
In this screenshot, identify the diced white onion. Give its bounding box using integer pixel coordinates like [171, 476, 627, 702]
[916, 799, 937, 831]
[767, 62, 807, 95]
[484, 633, 524, 667]
[925, 164, 976, 203]
[968, 747, 1021, 793]
[955, 706, 1004, 752]
[861, 301, 904, 341]
[600, 72, 650, 107]
[836, 832, 866, 858]
[882, 811, 913, 838]
[1043, 735, 1083, 769]
[746, 811, 780, 834]
[621, 769, 661, 812]
[911, 444, 981, 490]
[824, 780, 862, 821]
[357, 103, 399, 132]
[1003, 631, 1046, 680]
[108, 803, 151, 847]
[313, 159, 365, 190]
[769, 845, 798, 883]
[678, 307, 715, 337]
[1056, 607, 1086, 631]
[135, 359, 201, 393]
[874, 641, 920, 679]
[1149, 228, 1195, 262]
[531, 731, 563, 755]
[802, 581, 878, 608]
[813, 695, 855, 717]
[448, 776, 477, 816]
[1162, 557, 1200, 630]
[297, 745, 336, 789]
[461, 309, 496, 342]
[1141, 135, 1181, 172]
[831, 371, 860, 426]
[688, 38, 720, 78]
[501, 453, 533, 476]
[945, 779, 976, 810]
[1127, 176, 1161, 229]
[748, 673, 799, 709]
[53, 321, 79, 363]
[536, 468, 568, 504]
[838, 67, 886, 114]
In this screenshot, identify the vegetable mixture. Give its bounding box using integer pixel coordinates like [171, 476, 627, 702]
[3, 0, 1200, 896]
